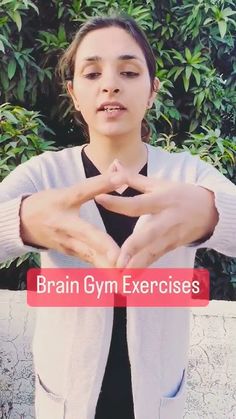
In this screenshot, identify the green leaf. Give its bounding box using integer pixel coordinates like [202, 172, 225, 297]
[58, 24, 66, 42]
[0, 39, 5, 53]
[27, 0, 39, 14]
[8, 59, 17, 80]
[21, 154, 28, 163]
[38, 71, 44, 83]
[0, 134, 11, 143]
[2, 111, 18, 124]
[174, 67, 184, 81]
[185, 66, 192, 81]
[12, 11, 22, 31]
[225, 149, 235, 163]
[214, 99, 222, 110]
[203, 17, 213, 25]
[156, 57, 163, 68]
[168, 66, 179, 78]
[218, 20, 227, 38]
[8, 141, 17, 148]
[19, 135, 28, 145]
[192, 27, 199, 39]
[44, 68, 53, 80]
[168, 108, 180, 120]
[222, 8, 236, 18]
[192, 69, 201, 85]
[189, 119, 198, 132]
[31, 85, 37, 105]
[172, 49, 185, 63]
[17, 78, 26, 102]
[58, 5, 65, 19]
[197, 91, 205, 108]
[183, 74, 190, 92]
[216, 139, 224, 154]
[215, 128, 221, 137]
[185, 48, 192, 62]
[191, 51, 202, 62]
[186, 13, 194, 26]
[0, 0, 13, 5]
[16, 257, 24, 267]
[0, 71, 9, 90]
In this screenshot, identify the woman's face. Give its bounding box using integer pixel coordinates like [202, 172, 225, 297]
[67, 26, 158, 140]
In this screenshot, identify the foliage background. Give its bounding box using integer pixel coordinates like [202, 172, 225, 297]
[0, 0, 235, 299]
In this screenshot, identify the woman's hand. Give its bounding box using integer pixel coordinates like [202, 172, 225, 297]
[95, 163, 219, 268]
[20, 163, 126, 268]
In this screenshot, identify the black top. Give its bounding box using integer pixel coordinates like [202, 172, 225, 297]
[81, 146, 147, 419]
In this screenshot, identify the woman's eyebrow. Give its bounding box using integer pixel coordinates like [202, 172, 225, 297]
[82, 54, 144, 63]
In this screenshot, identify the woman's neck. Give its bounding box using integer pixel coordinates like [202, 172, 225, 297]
[84, 133, 148, 174]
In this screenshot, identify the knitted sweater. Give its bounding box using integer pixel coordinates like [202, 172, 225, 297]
[0, 143, 235, 419]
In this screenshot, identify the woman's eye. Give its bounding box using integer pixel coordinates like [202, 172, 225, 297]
[84, 73, 100, 79]
[121, 71, 139, 77]
[83, 71, 139, 79]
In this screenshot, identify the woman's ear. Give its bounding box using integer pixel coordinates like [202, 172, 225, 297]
[147, 77, 160, 109]
[67, 80, 80, 111]
[153, 77, 160, 93]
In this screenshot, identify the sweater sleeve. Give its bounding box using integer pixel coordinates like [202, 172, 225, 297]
[0, 156, 46, 263]
[188, 156, 236, 258]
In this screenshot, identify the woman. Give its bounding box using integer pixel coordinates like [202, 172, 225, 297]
[0, 14, 235, 419]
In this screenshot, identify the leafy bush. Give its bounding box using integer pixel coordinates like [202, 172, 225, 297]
[0, 0, 53, 105]
[0, 103, 56, 181]
[0, 103, 56, 276]
[153, 127, 236, 177]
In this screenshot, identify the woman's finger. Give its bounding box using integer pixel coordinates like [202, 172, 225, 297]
[59, 236, 119, 268]
[65, 168, 128, 208]
[57, 236, 95, 263]
[111, 160, 157, 193]
[116, 212, 179, 268]
[125, 172, 158, 193]
[115, 216, 157, 267]
[59, 215, 120, 263]
[124, 240, 175, 268]
[95, 191, 167, 216]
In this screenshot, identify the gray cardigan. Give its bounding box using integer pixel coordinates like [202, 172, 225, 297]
[0, 143, 236, 419]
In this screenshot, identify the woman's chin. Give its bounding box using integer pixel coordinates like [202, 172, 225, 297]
[96, 125, 131, 139]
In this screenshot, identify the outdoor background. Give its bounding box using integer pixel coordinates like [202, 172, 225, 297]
[0, 0, 235, 299]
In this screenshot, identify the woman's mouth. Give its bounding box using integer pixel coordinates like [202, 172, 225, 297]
[98, 106, 127, 118]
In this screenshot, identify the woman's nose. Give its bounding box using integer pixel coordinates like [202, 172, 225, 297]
[101, 71, 120, 93]
[102, 87, 120, 93]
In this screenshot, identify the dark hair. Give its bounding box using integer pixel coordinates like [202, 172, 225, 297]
[58, 13, 157, 142]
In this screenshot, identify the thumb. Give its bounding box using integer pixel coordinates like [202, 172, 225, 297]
[65, 168, 128, 208]
[107, 159, 120, 174]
